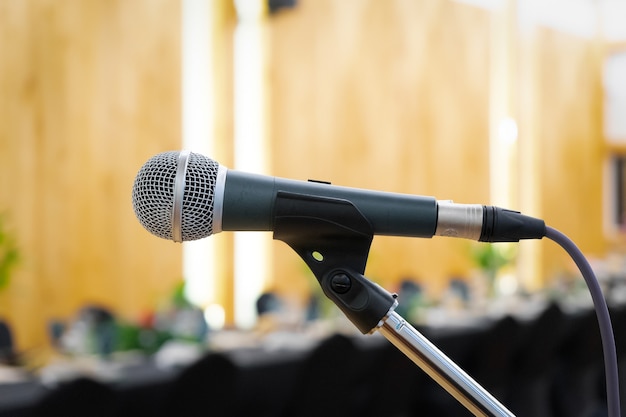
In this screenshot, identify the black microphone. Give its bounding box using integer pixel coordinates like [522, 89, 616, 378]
[131, 150, 546, 243]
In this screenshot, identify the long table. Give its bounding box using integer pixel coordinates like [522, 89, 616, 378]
[0, 303, 621, 417]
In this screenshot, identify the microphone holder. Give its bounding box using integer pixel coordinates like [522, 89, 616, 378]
[273, 191, 515, 417]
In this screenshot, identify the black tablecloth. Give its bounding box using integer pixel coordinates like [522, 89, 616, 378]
[0, 304, 620, 417]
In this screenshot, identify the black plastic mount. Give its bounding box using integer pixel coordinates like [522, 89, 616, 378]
[272, 191, 397, 334]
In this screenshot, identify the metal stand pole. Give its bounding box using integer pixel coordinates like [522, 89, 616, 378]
[378, 311, 515, 417]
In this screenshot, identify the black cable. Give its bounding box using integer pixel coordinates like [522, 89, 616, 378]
[545, 226, 620, 417]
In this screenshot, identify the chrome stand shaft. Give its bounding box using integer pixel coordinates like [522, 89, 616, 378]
[378, 312, 515, 417]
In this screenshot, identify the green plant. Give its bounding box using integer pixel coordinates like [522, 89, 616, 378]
[469, 242, 516, 297]
[0, 214, 20, 291]
[469, 242, 515, 274]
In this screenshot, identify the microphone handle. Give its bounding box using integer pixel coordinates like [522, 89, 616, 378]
[221, 170, 439, 238]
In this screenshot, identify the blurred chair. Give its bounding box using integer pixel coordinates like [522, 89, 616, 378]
[160, 352, 238, 417]
[409, 320, 510, 417]
[449, 277, 471, 304]
[46, 319, 66, 351]
[394, 278, 423, 324]
[27, 377, 115, 417]
[609, 305, 626, 414]
[551, 309, 605, 417]
[0, 320, 17, 365]
[507, 302, 568, 417]
[304, 293, 323, 322]
[279, 334, 362, 417]
[255, 291, 286, 334]
[112, 373, 175, 417]
[59, 305, 117, 357]
[354, 340, 430, 417]
[464, 315, 521, 406]
[256, 292, 283, 316]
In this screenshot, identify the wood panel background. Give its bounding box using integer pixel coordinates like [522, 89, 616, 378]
[0, 0, 183, 350]
[0, 0, 610, 350]
[267, 0, 492, 299]
[533, 28, 605, 282]
[266, 0, 606, 301]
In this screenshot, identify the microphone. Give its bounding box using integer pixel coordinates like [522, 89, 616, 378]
[131, 150, 546, 243]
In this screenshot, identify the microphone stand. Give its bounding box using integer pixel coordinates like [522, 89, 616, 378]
[379, 311, 514, 417]
[273, 191, 515, 417]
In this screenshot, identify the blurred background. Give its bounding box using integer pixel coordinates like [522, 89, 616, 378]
[0, 0, 625, 365]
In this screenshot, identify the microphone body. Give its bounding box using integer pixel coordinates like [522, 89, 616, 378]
[131, 151, 546, 243]
[221, 169, 438, 238]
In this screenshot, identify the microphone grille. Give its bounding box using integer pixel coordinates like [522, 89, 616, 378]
[132, 151, 220, 241]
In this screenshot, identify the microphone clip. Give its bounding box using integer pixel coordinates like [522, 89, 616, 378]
[273, 191, 396, 334]
[273, 192, 518, 416]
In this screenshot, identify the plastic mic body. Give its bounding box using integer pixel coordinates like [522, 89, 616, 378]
[221, 169, 438, 237]
[131, 151, 546, 243]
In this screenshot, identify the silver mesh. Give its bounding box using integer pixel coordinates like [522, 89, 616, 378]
[132, 151, 220, 241]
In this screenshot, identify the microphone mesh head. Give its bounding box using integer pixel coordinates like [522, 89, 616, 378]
[132, 151, 220, 241]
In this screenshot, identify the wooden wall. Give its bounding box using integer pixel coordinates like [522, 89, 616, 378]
[0, 0, 609, 350]
[532, 28, 606, 282]
[266, 0, 606, 298]
[267, 0, 491, 298]
[0, 0, 183, 350]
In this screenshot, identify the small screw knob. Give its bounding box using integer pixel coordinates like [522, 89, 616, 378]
[330, 273, 351, 294]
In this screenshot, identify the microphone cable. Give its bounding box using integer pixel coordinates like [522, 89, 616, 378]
[546, 226, 620, 417]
